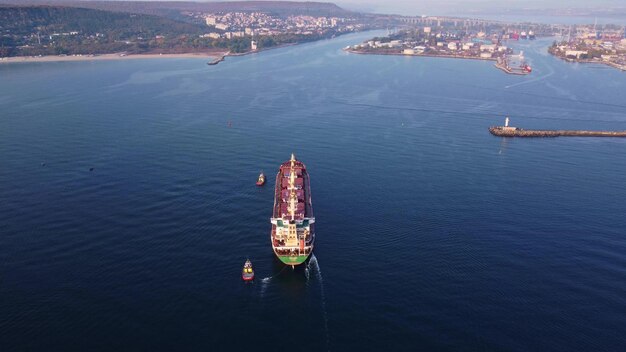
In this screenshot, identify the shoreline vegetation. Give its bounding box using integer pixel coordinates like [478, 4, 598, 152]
[0, 3, 374, 62]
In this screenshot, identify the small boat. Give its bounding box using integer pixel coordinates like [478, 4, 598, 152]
[242, 259, 254, 281]
[256, 172, 265, 186]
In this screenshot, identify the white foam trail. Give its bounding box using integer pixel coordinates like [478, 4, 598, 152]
[259, 266, 288, 298]
[309, 254, 330, 351]
[260, 277, 271, 297]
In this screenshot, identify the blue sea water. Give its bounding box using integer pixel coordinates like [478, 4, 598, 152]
[1, 32, 626, 351]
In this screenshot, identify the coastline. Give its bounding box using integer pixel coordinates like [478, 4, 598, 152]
[551, 54, 626, 72]
[1, 31, 356, 66]
[344, 48, 535, 75]
[0, 52, 226, 64]
[1, 43, 303, 66]
[228, 42, 299, 57]
[344, 49, 534, 75]
[344, 48, 498, 63]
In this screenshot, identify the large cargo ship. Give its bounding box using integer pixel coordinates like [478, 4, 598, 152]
[270, 154, 315, 267]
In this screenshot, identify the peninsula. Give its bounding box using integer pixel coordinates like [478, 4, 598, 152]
[344, 17, 537, 75]
[548, 24, 626, 72]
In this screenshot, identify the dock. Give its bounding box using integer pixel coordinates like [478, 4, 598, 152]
[494, 62, 530, 75]
[489, 117, 626, 137]
[494, 56, 531, 75]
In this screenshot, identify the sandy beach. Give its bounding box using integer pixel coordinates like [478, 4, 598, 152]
[0, 52, 227, 64]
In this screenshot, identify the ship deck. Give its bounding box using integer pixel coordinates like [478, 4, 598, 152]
[272, 160, 313, 220]
[271, 157, 315, 254]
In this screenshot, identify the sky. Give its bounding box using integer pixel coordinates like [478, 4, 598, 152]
[39, 0, 626, 18]
[334, 0, 626, 16]
[98, 0, 625, 12]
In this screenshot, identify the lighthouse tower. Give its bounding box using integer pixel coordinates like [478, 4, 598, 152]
[503, 116, 516, 131]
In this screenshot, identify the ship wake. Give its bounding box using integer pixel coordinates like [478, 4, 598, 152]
[505, 61, 554, 89]
[260, 277, 270, 298]
[307, 254, 330, 351]
[259, 266, 287, 297]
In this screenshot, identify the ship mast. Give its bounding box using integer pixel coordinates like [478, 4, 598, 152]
[287, 153, 297, 221]
[286, 153, 300, 259]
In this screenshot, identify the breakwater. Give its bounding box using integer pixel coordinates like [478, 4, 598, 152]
[206, 43, 300, 66]
[489, 126, 626, 137]
[207, 54, 226, 65]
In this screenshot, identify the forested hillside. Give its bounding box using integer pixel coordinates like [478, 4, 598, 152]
[0, 2, 366, 57]
[0, 6, 204, 36]
[0, 1, 354, 21]
[0, 6, 216, 56]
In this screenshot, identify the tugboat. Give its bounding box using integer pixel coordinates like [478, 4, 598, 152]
[242, 259, 254, 281]
[256, 172, 266, 186]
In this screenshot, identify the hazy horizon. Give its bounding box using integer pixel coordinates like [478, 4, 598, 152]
[14, 0, 626, 13]
[3, 0, 626, 20]
[336, 1, 626, 16]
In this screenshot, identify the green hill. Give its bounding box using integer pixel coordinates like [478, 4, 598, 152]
[0, 1, 355, 21]
[0, 6, 205, 37]
[0, 6, 216, 56]
[0, 2, 363, 57]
